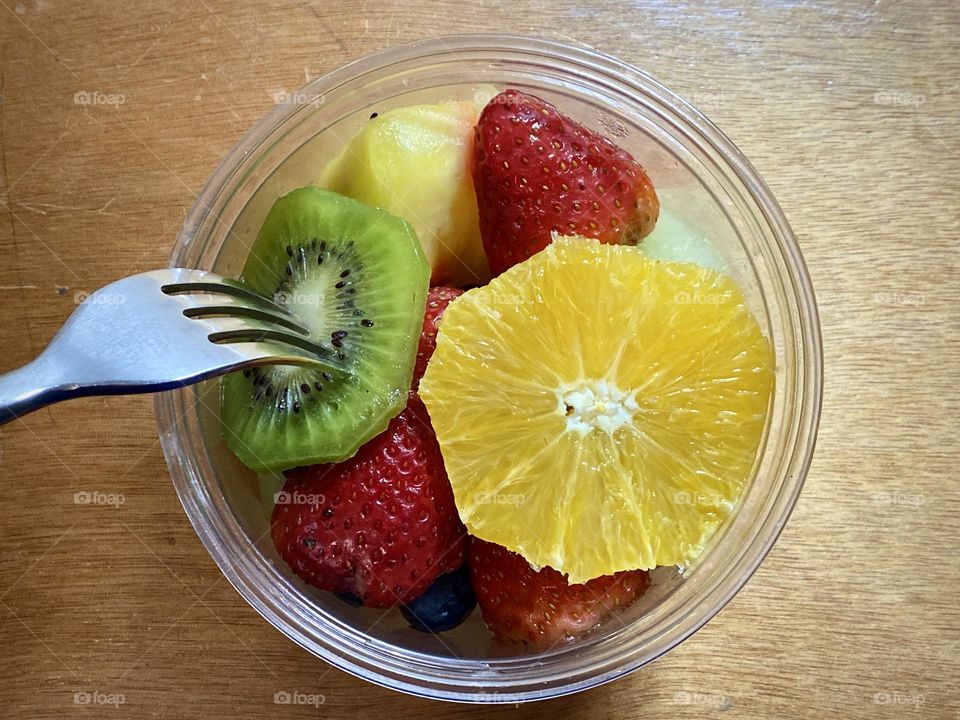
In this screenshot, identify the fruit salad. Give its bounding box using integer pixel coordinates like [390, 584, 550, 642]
[220, 90, 774, 650]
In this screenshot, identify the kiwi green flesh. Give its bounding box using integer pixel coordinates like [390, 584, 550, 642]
[220, 187, 428, 473]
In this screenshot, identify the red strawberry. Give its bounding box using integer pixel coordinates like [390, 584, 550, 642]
[272, 398, 466, 607]
[472, 89, 660, 275]
[413, 286, 462, 389]
[469, 538, 649, 648]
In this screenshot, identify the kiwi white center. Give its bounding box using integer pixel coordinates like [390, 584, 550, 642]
[279, 266, 346, 337]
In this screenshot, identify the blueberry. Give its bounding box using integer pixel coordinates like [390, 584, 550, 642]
[336, 592, 364, 607]
[401, 564, 476, 633]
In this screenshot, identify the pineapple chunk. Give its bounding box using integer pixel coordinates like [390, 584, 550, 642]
[320, 100, 490, 286]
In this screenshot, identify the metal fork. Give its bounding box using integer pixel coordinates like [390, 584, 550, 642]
[0, 269, 346, 425]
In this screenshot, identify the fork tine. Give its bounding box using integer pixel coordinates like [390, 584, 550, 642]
[182, 304, 308, 334]
[208, 329, 345, 371]
[163, 279, 310, 334]
[201, 315, 340, 366]
[162, 273, 347, 372]
[161, 280, 292, 316]
[218, 344, 336, 373]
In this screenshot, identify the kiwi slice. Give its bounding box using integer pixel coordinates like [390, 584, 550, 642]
[220, 187, 429, 473]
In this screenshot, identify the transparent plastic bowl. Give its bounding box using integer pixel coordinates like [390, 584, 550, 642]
[156, 34, 822, 703]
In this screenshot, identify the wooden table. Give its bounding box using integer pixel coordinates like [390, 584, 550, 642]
[1, 1, 957, 718]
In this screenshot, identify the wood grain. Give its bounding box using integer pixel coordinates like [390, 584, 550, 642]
[1, 1, 958, 718]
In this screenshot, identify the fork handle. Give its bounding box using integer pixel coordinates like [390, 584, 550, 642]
[0, 357, 76, 425]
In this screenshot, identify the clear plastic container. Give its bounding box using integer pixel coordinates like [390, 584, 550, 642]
[156, 34, 822, 703]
